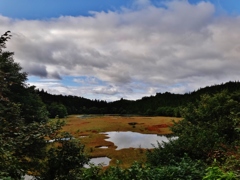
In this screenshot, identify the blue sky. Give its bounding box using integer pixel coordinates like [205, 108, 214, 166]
[0, 0, 130, 19]
[1, 0, 240, 101]
[1, 0, 240, 19]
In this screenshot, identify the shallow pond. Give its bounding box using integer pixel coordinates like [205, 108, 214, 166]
[103, 131, 176, 150]
[84, 157, 111, 168]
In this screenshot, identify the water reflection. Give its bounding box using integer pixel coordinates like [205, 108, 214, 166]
[103, 131, 176, 150]
[96, 146, 108, 149]
[48, 137, 73, 142]
[24, 175, 35, 180]
[84, 157, 111, 168]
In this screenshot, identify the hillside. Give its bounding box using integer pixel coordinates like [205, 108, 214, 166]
[37, 81, 240, 117]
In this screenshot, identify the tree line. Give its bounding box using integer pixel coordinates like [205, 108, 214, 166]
[38, 81, 240, 118]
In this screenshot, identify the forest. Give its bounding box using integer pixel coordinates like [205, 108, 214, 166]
[38, 81, 240, 118]
[1, 31, 240, 179]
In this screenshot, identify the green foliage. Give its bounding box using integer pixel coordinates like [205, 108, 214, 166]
[203, 166, 237, 180]
[18, 86, 49, 123]
[0, 32, 89, 180]
[146, 90, 240, 179]
[48, 102, 68, 118]
[0, 32, 48, 124]
[145, 108, 154, 116]
[0, 44, 27, 97]
[222, 154, 240, 174]
[178, 91, 240, 159]
[0, 117, 65, 179]
[147, 91, 240, 167]
[81, 164, 102, 180]
[38, 80, 240, 116]
[155, 106, 175, 116]
[83, 157, 206, 180]
[38, 137, 89, 180]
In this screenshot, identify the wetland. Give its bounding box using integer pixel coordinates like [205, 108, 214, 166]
[62, 115, 181, 168]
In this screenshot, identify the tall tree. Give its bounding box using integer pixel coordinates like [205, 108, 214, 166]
[0, 32, 88, 179]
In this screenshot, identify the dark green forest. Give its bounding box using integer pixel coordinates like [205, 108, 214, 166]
[1, 32, 240, 179]
[38, 81, 240, 118]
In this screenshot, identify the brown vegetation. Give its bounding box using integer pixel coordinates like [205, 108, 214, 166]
[61, 115, 181, 167]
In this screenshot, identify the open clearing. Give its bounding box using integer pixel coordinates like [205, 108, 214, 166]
[61, 115, 181, 168]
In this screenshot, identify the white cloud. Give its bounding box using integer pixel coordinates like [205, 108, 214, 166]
[73, 77, 100, 85]
[1, 1, 240, 100]
[93, 85, 119, 95]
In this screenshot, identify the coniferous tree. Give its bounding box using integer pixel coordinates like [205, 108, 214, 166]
[0, 32, 88, 179]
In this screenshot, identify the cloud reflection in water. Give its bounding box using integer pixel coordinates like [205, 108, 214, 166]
[103, 131, 176, 150]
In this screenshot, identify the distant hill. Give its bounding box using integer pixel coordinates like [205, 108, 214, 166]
[37, 81, 240, 117]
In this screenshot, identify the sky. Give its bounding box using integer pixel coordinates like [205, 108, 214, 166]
[1, 0, 240, 101]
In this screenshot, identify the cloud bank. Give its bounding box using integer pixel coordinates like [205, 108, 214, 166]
[1, 1, 240, 101]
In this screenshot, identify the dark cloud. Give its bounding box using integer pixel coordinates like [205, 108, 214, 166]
[49, 71, 62, 80]
[22, 63, 48, 77]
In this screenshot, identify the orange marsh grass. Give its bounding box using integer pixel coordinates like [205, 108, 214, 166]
[61, 115, 181, 168]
